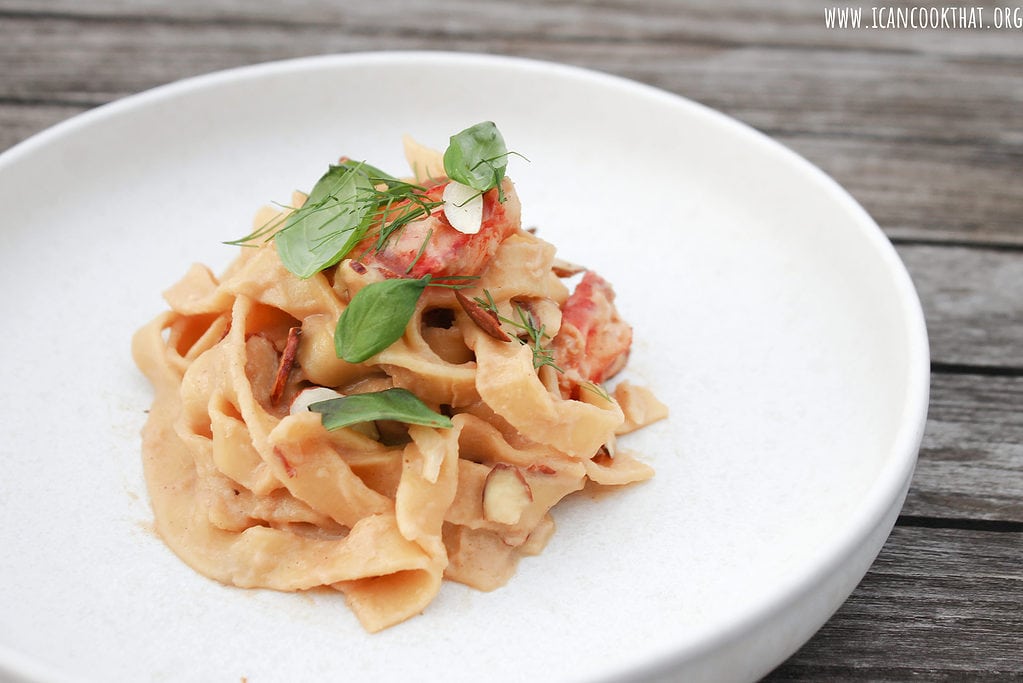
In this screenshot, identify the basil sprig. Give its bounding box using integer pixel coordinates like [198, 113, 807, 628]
[334, 276, 431, 363]
[309, 387, 453, 430]
[442, 121, 509, 194]
[270, 123, 513, 279]
[274, 160, 440, 279]
[275, 163, 375, 278]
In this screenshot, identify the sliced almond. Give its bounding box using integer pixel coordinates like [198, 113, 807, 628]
[551, 258, 586, 278]
[482, 464, 533, 525]
[269, 326, 301, 405]
[455, 290, 511, 342]
[443, 181, 484, 234]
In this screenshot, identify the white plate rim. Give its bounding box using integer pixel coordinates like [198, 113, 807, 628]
[0, 50, 931, 682]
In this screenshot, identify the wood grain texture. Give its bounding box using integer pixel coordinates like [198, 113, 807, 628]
[898, 245, 1023, 367]
[907, 372, 1023, 522]
[766, 526, 1023, 680]
[1, 5, 1019, 245]
[0, 1, 1020, 680]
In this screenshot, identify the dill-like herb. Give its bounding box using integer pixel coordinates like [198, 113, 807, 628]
[229, 160, 444, 278]
[225, 122, 518, 279]
[222, 208, 289, 247]
[475, 290, 563, 372]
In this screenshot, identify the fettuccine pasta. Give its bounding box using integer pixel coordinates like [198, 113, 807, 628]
[132, 124, 667, 632]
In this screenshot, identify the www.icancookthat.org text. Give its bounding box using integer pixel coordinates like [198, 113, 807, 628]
[825, 5, 1023, 29]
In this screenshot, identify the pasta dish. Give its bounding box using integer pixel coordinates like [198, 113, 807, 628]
[132, 122, 667, 632]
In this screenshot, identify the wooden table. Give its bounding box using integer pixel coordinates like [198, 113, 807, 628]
[3, 1, 1019, 679]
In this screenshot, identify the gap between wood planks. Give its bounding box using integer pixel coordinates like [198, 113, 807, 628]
[896, 515, 1023, 533]
[930, 361, 1023, 378]
[890, 235, 1023, 252]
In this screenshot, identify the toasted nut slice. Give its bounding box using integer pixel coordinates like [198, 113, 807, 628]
[270, 326, 301, 405]
[551, 258, 586, 278]
[482, 464, 533, 525]
[456, 290, 511, 342]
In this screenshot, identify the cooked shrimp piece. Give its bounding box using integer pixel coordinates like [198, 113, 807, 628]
[354, 178, 521, 279]
[551, 271, 633, 398]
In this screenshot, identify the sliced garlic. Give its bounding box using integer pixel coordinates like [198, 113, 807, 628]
[290, 387, 380, 440]
[289, 386, 344, 415]
[443, 181, 484, 234]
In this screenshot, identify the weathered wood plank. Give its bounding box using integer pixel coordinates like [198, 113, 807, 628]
[618, 47, 1023, 146]
[907, 372, 1023, 523]
[765, 525, 1023, 680]
[896, 245, 1023, 367]
[2, 0, 1022, 59]
[779, 137, 1023, 245]
[1, 11, 1019, 244]
[1, 10, 1019, 147]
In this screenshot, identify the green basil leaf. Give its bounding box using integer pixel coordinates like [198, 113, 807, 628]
[309, 388, 453, 430]
[274, 165, 374, 278]
[442, 121, 508, 193]
[334, 276, 429, 363]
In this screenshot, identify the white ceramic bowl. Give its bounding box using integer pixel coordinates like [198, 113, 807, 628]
[0, 52, 929, 683]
